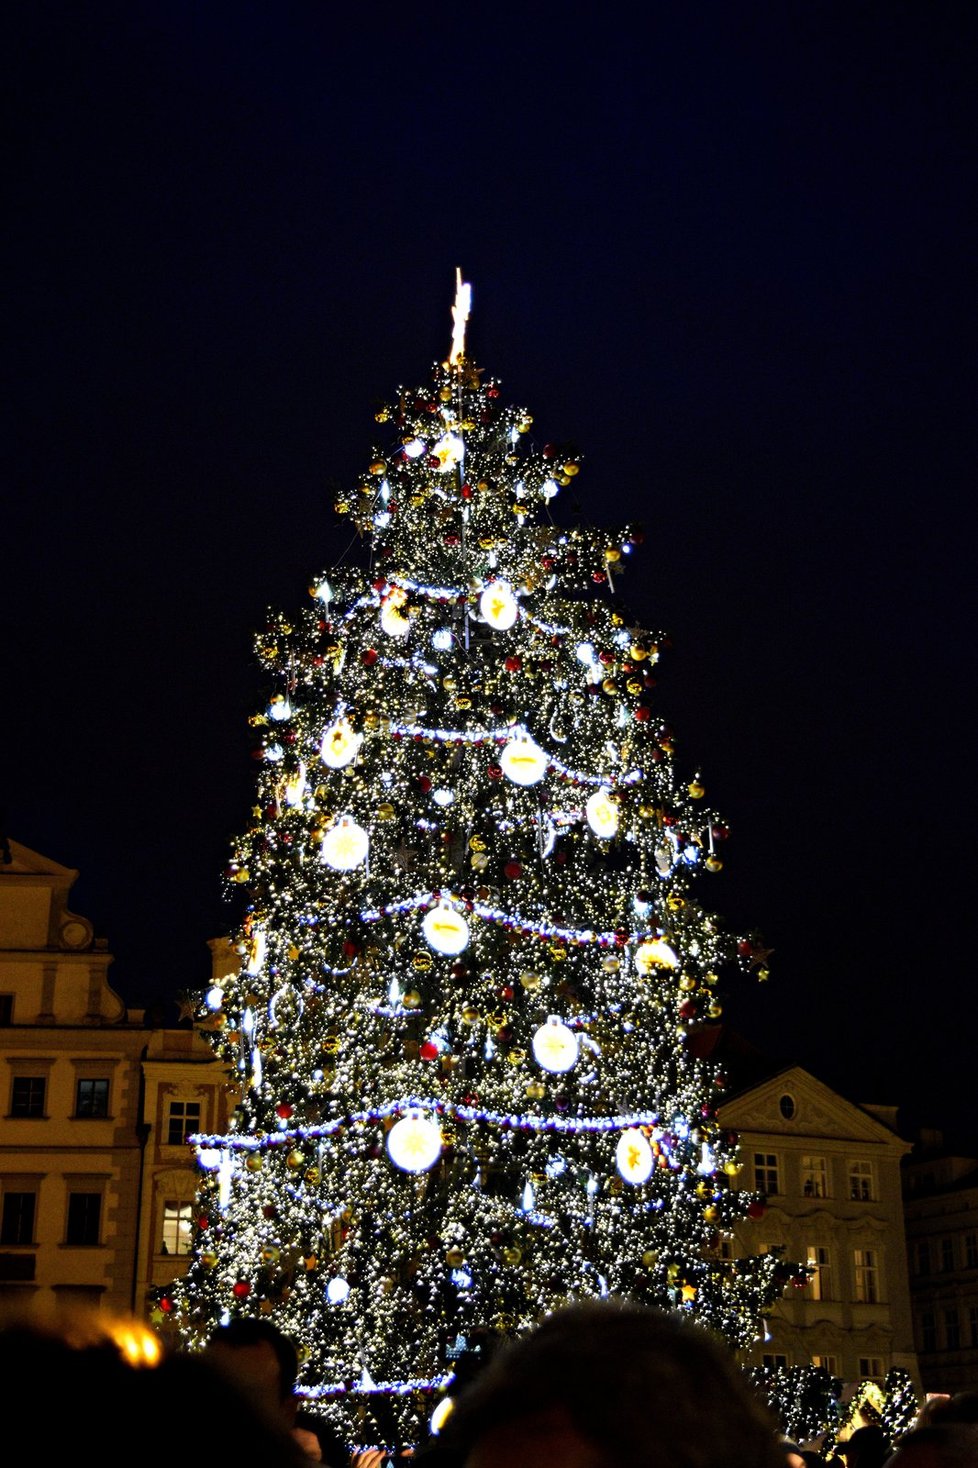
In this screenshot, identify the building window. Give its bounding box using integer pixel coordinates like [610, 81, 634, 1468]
[945, 1309, 960, 1350]
[754, 1153, 780, 1195]
[75, 1079, 109, 1118]
[969, 1307, 978, 1347]
[10, 1077, 46, 1117]
[941, 1237, 955, 1273]
[0, 995, 13, 1025]
[167, 1101, 201, 1146]
[762, 1353, 789, 1369]
[849, 1161, 874, 1201]
[0, 1191, 36, 1245]
[914, 1239, 931, 1275]
[811, 1355, 839, 1376]
[965, 1232, 978, 1269]
[859, 1357, 884, 1382]
[160, 1200, 194, 1256]
[779, 1094, 796, 1120]
[854, 1248, 879, 1303]
[806, 1245, 832, 1301]
[801, 1155, 828, 1198]
[65, 1192, 101, 1246]
[921, 1311, 937, 1353]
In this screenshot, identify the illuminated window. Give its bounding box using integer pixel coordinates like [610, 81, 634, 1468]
[160, 1200, 194, 1256]
[65, 1192, 101, 1246]
[849, 1161, 874, 1201]
[167, 1101, 201, 1146]
[854, 1248, 879, 1304]
[754, 1154, 780, 1195]
[10, 1078, 45, 1117]
[0, 1191, 36, 1245]
[811, 1354, 839, 1376]
[806, 1245, 832, 1301]
[801, 1155, 828, 1198]
[75, 1079, 109, 1118]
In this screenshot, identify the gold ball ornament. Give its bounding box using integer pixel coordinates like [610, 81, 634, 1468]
[502, 1245, 523, 1265]
[246, 1154, 262, 1173]
[705, 855, 723, 872]
[687, 780, 705, 799]
[286, 1150, 304, 1171]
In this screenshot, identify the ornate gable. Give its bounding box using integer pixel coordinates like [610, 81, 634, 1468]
[718, 1065, 906, 1151]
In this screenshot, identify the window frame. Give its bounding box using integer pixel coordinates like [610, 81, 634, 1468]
[74, 1078, 110, 1119]
[166, 1099, 202, 1147]
[753, 1152, 781, 1196]
[853, 1246, 880, 1304]
[9, 1076, 47, 1118]
[806, 1244, 832, 1301]
[64, 1190, 102, 1247]
[848, 1160, 875, 1201]
[800, 1154, 829, 1199]
[159, 1198, 195, 1257]
[0, 1189, 37, 1246]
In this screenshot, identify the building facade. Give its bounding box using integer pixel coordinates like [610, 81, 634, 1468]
[903, 1132, 978, 1393]
[717, 1059, 919, 1387]
[0, 840, 228, 1319]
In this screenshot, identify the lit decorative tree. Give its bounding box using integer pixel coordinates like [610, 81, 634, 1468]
[174, 277, 785, 1445]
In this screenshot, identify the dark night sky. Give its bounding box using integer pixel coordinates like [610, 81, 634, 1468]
[5, 4, 976, 1131]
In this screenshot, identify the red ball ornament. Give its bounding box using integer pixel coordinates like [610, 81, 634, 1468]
[504, 656, 522, 672]
[678, 999, 697, 1019]
[592, 571, 606, 583]
[746, 1202, 766, 1219]
[418, 775, 433, 793]
[461, 483, 473, 499]
[487, 763, 503, 780]
[342, 939, 360, 958]
[419, 1041, 440, 1061]
[504, 860, 523, 880]
[275, 1103, 294, 1120]
[362, 649, 379, 667]
[198, 1214, 209, 1230]
[232, 1281, 252, 1299]
[635, 705, 651, 722]
[159, 1296, 173, 1314]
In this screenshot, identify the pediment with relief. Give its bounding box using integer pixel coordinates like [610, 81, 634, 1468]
[718, 1066, 904, 1148]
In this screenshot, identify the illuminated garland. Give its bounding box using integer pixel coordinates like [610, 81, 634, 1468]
[192, 1096, 670, 1152]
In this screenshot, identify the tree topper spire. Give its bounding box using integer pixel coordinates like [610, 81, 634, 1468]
[449, 268, 472, 364]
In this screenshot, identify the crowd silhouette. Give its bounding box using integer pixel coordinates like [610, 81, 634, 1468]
[0, 1297, 974, 1466]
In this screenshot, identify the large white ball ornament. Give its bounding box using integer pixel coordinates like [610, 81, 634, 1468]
[321, 818, 369, 871]
[479, 581, 518, 632]
[499, 736, 548, 786]
[585, 787, 619, 839]
[387, 1112, 443, 1173]
[320, 719, 362, 769]
[326, 1277, 351, 1305]
[634, 939, 679, 974]
[422, 902, 470, 956]
[532, 1016, 579, 1074]
[616, 1128, 654, 1185]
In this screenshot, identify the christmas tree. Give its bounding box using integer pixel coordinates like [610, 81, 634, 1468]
[174, 276, 786, 1444]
